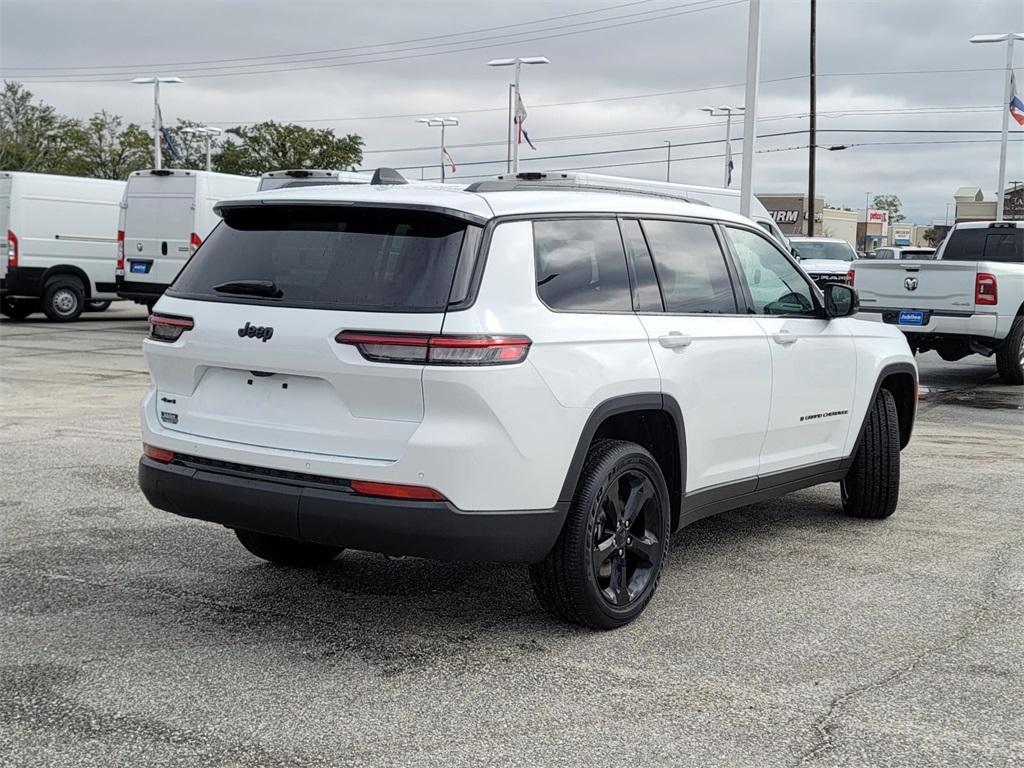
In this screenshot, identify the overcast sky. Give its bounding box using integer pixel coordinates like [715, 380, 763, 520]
[2, 0, 1022, 223]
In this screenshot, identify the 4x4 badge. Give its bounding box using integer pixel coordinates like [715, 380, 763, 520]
[238, 322, 274, 342]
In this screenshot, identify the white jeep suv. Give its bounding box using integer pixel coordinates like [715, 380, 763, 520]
[138, 170, 918, 629]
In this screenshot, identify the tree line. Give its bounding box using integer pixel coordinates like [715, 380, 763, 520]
[0, 81, 364, 179]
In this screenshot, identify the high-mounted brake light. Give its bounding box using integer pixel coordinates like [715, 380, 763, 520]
[975, 272, 997, 305]
[6, 230, 17, 268]
[190, 232, 202, 254]
[143, 444, 175, 463]
[149, 313, 194, 342]
[115, 230, 125, 275]
[335, 331, 531, 366]
[350, 480, 446, 501]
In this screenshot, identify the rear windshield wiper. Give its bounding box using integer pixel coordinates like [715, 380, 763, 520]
[213, 280, 283, 299]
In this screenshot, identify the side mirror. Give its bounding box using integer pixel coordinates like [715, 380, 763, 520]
[823, 283, 859, 318]
[791, 248, 800, 260]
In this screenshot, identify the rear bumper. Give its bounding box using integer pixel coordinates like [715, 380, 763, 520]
[856, 307, 999, 338]
[1, 267, 46, 298]
[138, 456, 567, 563]
[117, 277, 168, 303]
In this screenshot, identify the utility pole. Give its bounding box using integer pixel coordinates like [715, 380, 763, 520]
[664, 140, 672, 182]
[739, 0, 762, 217]
[864, 191, 871, 252]
[700, 106, 744, 187]
[969, 32, 1023, 220]
[131, 76, 183, 170]
[807, 0, 817, 237]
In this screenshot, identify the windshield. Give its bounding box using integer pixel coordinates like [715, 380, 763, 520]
[169, 205, 479, 311]
[790, 240, 855, 261]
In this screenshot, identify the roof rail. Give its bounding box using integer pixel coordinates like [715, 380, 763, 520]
[465, 171, 711, 206]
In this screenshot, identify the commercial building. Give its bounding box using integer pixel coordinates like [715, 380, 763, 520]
[756, 193, 859, 247]
[952, 184, 1024, 222]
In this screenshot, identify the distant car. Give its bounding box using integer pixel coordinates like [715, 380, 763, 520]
[869, 247, 936, 261]
[789, 236, 857, 288]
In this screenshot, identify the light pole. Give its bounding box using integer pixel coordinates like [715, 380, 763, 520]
[969, 32, 1024, 220]
[663, 140, 672, 182]
[181, 126, 222, 172]
[864, 191, 871, 253]
[739, 0, 762, 217]
[416, 117, 459, 183]
[131, 76, 183, 170]
[487, 56, 549, 174]
[945, 202, 952, 226]
[700, 106, 744, 187]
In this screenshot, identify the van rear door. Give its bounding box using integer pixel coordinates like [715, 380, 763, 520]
[145, 204, 481, 460]
[123, 173, 196, 288]
[0, 176, 11, 281]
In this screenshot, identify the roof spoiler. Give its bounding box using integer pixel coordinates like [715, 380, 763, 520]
[370, 167, 408, 186]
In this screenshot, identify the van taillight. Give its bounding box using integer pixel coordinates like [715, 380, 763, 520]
[335, 331, 531, 366]
[190, 232, 202, 254]
[6, 230, 17, 268]
[149, 313, 194, 342]
[115, 230, 125, 274]
[975, 272, 997, 305]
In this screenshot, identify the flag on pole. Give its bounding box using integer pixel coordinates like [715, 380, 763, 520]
[442, 147, 457, 173]
[157, 105, 182, 161]
[1010, 71, 1024, 127]
[726, 139, 734, 186]
[515, 93, 536, 150]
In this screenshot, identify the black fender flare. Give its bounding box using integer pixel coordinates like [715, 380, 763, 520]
[42, 265, 93, 298]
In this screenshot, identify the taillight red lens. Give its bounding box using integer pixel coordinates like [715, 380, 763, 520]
[149, 313, 194, 342]
[335, 331, 531, 366]
[116, 230, 125, 272]
[847, 269, 855, 286]
[143, 444, 175, 463]
[6, 230, 17, 268]
[190, 232, 202, 253]
[350, 480, 446, 501]
[975, 272, 997, 305]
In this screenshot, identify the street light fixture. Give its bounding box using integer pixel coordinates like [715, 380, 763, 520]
[416, 117, 459, 183]
[181, 126, 222, 172]
[131, 76, 183, 170]
[487, 56, 550, 174]
[700, 106, 744, 187]
[969, 32, 1024, 220]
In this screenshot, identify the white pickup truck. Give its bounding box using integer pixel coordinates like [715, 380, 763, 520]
[852, 221, 1024, 384]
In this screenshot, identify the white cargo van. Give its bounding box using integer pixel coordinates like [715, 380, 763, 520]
[1, 172, 125, 321]
[257, 169, 371, 191]
[116, 169, 258, 307]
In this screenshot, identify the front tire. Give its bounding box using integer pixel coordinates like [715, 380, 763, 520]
[995, 316, 1024, 385]
[841, 388, 900, 519]
[42, 277, 85, 322]
[234, 529, 343, 567]
[529, 439, 670, 629]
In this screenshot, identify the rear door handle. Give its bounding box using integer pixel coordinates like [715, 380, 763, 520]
[658, 332, 692, 349]
[771, 331, 798, 346]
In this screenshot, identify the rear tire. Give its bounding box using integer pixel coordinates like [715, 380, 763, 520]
[86, 300, 111, 312]
[529, 439, 670, 630]
[1, 297, 38, 320]
[841, 388, 900, 519]
[995, 316, 1024, 385]
[42, 277, 85, 322]
[234, 529, 343, 567]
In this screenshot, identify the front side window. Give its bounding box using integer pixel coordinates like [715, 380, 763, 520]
[641, 220, 737, 314]
[533, 218, 632, 311]
[725, 227, 816, 316]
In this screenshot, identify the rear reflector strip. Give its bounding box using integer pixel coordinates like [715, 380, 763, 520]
[335, 331, 531, 366]
[143, 444, 175, 463]
[349, 480, 446, 501]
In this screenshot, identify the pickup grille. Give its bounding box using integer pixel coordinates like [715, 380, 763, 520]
[807, 273, 852, 288]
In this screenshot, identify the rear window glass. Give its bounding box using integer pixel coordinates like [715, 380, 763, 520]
[533, 219, 632, 312]
[168, 206, 476, 311]
[790, 240, 856, 261]
[941, 228, 1022, 263]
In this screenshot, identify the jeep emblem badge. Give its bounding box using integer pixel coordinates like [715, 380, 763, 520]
[904, 277, 918, 291]
[238, 322, 274, 342]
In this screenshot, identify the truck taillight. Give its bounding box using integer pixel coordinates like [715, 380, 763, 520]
[6, 230, 17, 268]
[335, 331, 531, 366]
[847, 269, 855, 286]
[975, 272, 997, 305]
[190, 232, 202, 254]
[115, 230, 125, 274]
[149, 313, 194, 342]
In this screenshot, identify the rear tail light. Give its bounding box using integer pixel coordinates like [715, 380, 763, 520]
[115, 230, 125, 275]
[335, 331, 531, 366]
[350, 480, 446, 501]
[6, 230, 17, 268]
[143, 444, 175, 463]
[190, 232, 202, 254]
[149, 313, 194, 342]
[975, 272, 997, 305]
[847, 269, 855, 286]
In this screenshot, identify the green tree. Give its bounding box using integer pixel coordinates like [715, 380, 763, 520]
[922, 227, 940, 246]
[0, 81, 81, 173]
[872, 194, 906, 224]
[214, 121, 363, 176]
[63, 110, 153, 179]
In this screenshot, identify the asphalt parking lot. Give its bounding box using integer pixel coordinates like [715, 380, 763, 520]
[1, 304, 1022, 768]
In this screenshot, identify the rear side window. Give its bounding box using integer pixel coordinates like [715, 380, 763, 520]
[168, 206, 477, 311]
[641, 220, 737, 313]
[942, 227, 1023, 263]
[533, 219, 632, 311]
